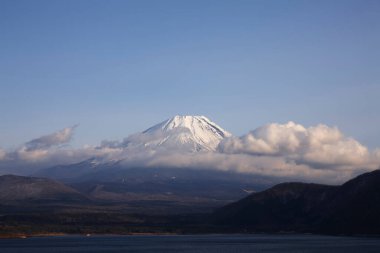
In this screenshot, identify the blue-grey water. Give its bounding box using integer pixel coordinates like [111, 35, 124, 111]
[1, 234, 380, 253]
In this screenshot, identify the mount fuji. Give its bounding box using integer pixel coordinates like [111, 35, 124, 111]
[35, 115, 235, 181]
[32, 116, 271, 212]
[122, 115, 232, 152]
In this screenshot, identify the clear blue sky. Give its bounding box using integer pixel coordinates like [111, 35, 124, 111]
[0, 0, 379, 149]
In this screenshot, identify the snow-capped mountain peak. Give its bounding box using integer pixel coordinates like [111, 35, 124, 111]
[124, 115, 232, 152]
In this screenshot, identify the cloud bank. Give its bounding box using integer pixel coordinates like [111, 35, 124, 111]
[0, 126, 122, 174]
[0, 121, 379, 184]
[219, 121, 373, 168]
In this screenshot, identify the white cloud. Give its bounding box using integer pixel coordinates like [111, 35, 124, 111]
[0, 126, 110, 174]
[24, 125, 78, 151]
[0, 148, 6, 160]
[219, 121, 373, 168]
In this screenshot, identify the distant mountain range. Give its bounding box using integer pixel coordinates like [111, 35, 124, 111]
[1, 169, 380, 235]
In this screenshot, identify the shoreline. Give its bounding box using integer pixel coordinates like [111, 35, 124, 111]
[1, 232, 380, 239]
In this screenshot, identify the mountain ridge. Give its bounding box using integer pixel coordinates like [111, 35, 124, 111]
[212, 169, 380, 234]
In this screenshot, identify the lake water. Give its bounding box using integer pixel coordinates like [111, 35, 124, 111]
[1, 234, 380, 253]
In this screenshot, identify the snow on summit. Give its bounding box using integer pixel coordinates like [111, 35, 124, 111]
[123, 115, 232, 152]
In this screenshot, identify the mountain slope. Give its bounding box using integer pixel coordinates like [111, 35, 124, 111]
[212, 182, 336, 231]
[34, 157, 121, 181]
[123, 115, 231, 152]
[0, 175, 88, 203]
[318, 169, 380, 234]
[212, 169, 380, 234]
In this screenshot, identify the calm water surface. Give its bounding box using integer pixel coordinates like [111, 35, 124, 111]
[1, 234, 380, 253]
